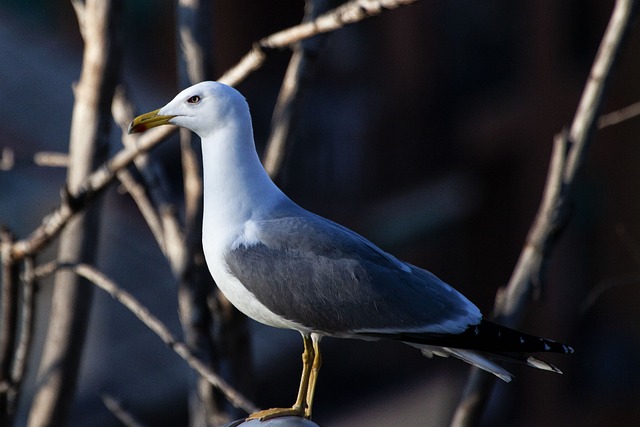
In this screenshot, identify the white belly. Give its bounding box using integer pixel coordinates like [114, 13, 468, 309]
[207, 258, 310, 333]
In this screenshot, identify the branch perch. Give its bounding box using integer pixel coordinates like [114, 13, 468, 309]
[0, 228, 19, 425]
[218, 0, 419, 87]
[27, 0, 123, 425]
[9, 124, 176, 262]
[9, 0, 418, 264]
[450, 1, 639, 426]
[263, 0, 334, 179]
[32, 262, 258, 415]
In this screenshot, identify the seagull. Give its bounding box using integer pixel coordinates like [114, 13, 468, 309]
[129, 81, 573, 421]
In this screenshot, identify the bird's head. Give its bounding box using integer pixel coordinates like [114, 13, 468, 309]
[128, 81, 248, 138]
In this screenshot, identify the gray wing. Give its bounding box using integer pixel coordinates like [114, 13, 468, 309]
[224, 204, 481, 336]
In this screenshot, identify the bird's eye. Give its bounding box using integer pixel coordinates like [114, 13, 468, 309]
[187, 95, 201, 104]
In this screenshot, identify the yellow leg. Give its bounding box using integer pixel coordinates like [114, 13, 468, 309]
[293, 335, 315, 412]
[304, 336, 322, 418]
[247, 335, 315, 421]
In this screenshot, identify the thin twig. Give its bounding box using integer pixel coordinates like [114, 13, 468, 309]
[34, 152, 70, 168]
[32, 262, 259, 414]
[218, 0, 419, 86]
[598, 100, 640, 129]
[13, 83, 177, 265]
[263, 0, 333, 179]
[115, 167, 171, 252]
[0, 148, 15, 171]
[112, 85, 186, 274]
[0, 227, 19, 424]
[111, 87, 166, 254]
[9, 0, 416, 263]
[580, 272, 640, 313]
[176, 0, 231, 424]
[9, 125, 176, 262]
[581, 224, 640, 312]
[450, 1, 639, 426]
[101, 394, 147, 427]
[564, 0, 638, 183]
[495, 130, 570, 316]
[6, 256, 36, 417]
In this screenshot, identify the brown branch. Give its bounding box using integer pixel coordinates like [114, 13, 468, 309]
[27, 1, 123, 425]
[450, 1, 639, 426]
[32, 262, 259, 415]
[218, 0, 420, 87]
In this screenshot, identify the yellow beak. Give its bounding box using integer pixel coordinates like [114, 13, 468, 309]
[128, 109, 176, 134]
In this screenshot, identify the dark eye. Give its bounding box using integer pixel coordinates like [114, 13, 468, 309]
[187, 95, 201, 104]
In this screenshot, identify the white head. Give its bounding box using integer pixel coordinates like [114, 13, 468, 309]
[128, 81, 250, 139]
[129, 80, 280, 227]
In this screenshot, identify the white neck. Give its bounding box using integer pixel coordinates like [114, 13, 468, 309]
[200, 111, 285, 250]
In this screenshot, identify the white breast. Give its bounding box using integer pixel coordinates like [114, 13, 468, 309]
[206, 253, 309, 332]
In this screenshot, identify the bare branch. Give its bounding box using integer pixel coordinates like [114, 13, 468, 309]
[70, 0, 86, 40]
[450, 1, 639, 426]
[581, 224, 640, 312]
[495, 131, 569, 316]
[6, 256, 36, 418]
[263, 0, 333, 179]
[564, 0, 638, 183]
[0, 227, 19, 424]
[34, 152, 70, 168]
[32, 262, 259, 415]
[28, 0, 123, 425]
[9, 124, 177, 262]
[598, 100, 640, 129]
[101, 394, 147, 427]
[111, 89, 168, 251]
[116, 168, 167, 248]
[218, 0, 420, 86]
[112, 85, 186, 273]
[176, 1, 245, 424]
[0, 148, 15, 171]
[9, 0, 417, 263]
[581, 272, 640, 313]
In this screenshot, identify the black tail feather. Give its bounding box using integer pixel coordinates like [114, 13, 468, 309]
[365, 319, 574, 355]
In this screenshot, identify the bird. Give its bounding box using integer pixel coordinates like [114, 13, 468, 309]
[128, 81, 573, 421]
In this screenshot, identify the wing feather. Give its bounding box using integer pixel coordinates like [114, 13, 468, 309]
[224, 207, 481, 335]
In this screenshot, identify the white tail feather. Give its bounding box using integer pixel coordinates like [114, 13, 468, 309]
[526, 356, 563, 374]
[416, 345, 513, 382]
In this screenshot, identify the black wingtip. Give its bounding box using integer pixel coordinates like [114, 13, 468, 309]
[375, 319, 574, 355]
[474, 320, 575, 355]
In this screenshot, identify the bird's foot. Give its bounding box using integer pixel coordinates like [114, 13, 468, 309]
[246, 406, 308, 421]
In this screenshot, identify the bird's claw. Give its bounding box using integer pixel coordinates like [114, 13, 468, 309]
[246, 406, 309, 421]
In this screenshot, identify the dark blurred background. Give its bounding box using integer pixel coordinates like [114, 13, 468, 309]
[1, 0, 639, 426]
